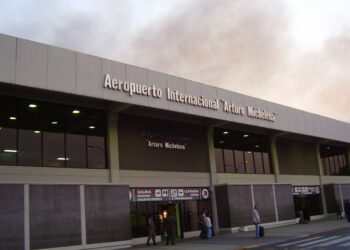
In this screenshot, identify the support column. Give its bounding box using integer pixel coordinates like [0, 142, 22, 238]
[107, 111, 120, 183]
[315, 141, 327, 215]
[270, 135, 280, 183]
[207, 127, 219, 233]
[272, 185, 279, 222]
[346, 148, 350, 173]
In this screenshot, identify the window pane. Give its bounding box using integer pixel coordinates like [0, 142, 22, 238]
[0, 128, 17, 165]
[66, 134, 86, 168]
[329, 157, 335, 175]
[184, 200, 199, 232]
[339, 155, 345, 168]
[334, 155, 340, 174]
[18, 129, 41, 166]
[224, 149, 235, 173]
[43, 132, 65, 167]
[324, 157, 330, 175]
[87, 136, 106, 169]
[262, 153, 272, 174]
[244, 151, 254, 174]
[215, 148, 224, 173]
[234, 150, 245, 173]
[254, 152, 264, 174]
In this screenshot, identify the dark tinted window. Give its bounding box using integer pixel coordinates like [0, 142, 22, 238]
[43, 132, 65, 167]
[18, 129, 41, 166]
[215, 148, 224, 173]
[223, 149, 235, 173]
[262, 153, 271, 174]
[234, 150, 245, 173]
[66, 134, 86, 168]
[87, 136, 105, 169]
[0, 128, 17, 165]
[254, 152, 264, 174]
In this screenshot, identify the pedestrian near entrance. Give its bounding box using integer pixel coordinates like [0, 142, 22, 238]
[252, 204, 261, 238]
[199, 208, 208, 238]
[204, 213, 212, 239]
[336, 201, 342, 220]
[146, 214, 157, 246]
[166, 212, 176, 245]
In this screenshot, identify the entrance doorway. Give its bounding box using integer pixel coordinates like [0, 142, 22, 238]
[158, 203, 183, 241]
[293, 194, 323, 222]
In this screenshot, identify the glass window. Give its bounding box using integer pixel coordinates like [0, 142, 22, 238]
[0, 128, 17, 165]
[324, 157, 331, 175]
[43, 132, 65, 167]
[223, 149, 235, 173]
[18, 129, 41, 166]
[66, 134, 86, 168]
[329, 157, 335, 174]
[254, 152, 264, 174]
[184, 201, 199, 232]
[262, 153, 272, 174]
[334, 155, 340, 175]
[339, 155, 345, 168]
[87, 136, 105, 169]
[244, 151, 254, 174]
[214, 148, 224, 173]
[234, 150, 245, 173]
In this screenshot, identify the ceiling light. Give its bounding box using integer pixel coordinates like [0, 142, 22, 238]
[219, 140, 224, 144]
[223, 131, 229, 135]
[9, 116, 16, 120]
[72, 110, 80, 114]
[326, 146, 330, 150]
[57, 157, 69, 161]
[89, 125, 95, 129]
[255, 145, 260, 148]
[247, 151, 252, 154]
[243, 134, 249, 138]
[51, 121, 58, 125]
[28, 104, 37, 108]
[4, 149, 17, 153]
[34, 130, 41, 134]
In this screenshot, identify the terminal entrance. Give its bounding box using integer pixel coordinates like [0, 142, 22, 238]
[158, 203, 183, 240]
[292, 186, 323, 222]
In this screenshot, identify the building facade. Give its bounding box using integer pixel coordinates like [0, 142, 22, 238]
[0, 33, 350, 250]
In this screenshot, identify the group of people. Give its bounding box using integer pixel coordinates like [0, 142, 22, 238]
[146, 211, 176, 246]
[146, 205, 263, 246]
[199, 208, 214, 239]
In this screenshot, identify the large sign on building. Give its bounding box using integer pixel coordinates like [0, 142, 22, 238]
[104, 74, 276, 122]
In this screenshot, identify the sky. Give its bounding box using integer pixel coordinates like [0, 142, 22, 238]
[0, 0, 349, 123]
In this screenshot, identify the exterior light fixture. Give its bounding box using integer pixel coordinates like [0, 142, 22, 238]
[89, 125, 95, 129]
[72, 110, 80, 114]
[57, 157, 70, 161]
[9, 116, 16, 120]
[243, 134, 249, 138]
[4, 149, 17, 153]
[28, 104, 37, 108]
[223, 131, 229, 135]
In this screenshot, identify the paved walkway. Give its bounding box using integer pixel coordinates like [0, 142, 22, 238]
[131, 216, 350, 250]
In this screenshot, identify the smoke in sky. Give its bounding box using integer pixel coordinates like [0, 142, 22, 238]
[0, 0, 349, 122]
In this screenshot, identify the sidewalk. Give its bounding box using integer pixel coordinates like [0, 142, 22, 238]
[131, 216, 350, 250]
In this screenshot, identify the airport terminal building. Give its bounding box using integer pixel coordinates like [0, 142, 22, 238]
[0, 33, 350, 250]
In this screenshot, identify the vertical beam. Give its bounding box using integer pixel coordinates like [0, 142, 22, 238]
[107, 111, 120, 183]
[24, 184, 30, 250]
[80, 185, 87, 245]
[339, 184, 345, 214]
[346, 148, 350, 173]
[207, 127, 219, 233]
[315, 141, 327, 215]
[272, 185, 279, 222]
[270, 135, 280, 183]
[250, 184, 255, 207]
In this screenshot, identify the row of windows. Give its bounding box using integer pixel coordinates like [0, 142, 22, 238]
[215, 148, 272, 174]
[322, 154, 348, 176]
[0, 96, 106, 169]
[0, 128, 105, 168]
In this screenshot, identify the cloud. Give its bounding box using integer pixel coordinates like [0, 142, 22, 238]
[0, 0, 349, 123]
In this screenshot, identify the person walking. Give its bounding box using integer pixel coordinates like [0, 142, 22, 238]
[252, 204, 261, 238]
[204, 213, 212, 239]
[146, 214, 157, 246]
[199, 208, 207, 238]
[166, 211, 176, 245]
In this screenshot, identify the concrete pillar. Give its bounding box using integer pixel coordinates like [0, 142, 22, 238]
[315, 141, 327, 215]
[107, 111, 120, 183]
[207, 127, 219, 233]
[269, 135, 280, 183]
